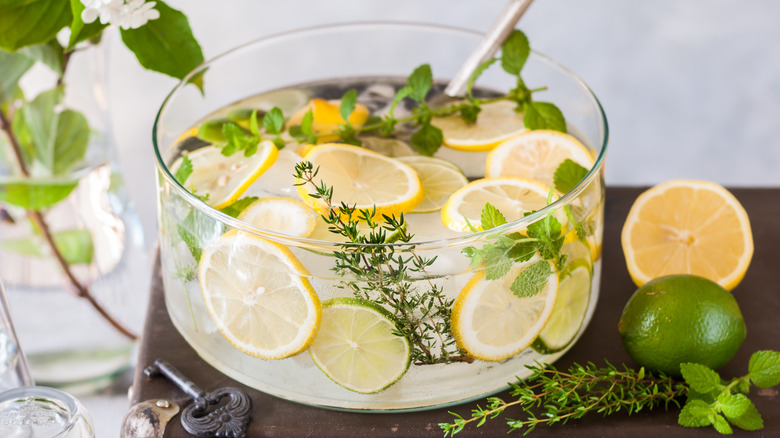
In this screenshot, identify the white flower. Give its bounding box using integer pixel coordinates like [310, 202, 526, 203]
[80, 0, 159, 29]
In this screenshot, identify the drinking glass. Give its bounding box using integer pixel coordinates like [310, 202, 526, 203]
[0, 386, 94, 437]
[153, 22, 608, 411]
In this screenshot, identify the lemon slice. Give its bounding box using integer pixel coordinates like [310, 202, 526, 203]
[441, 177, 549, 232]
[396, 156, 468, 213]
[287, 98, 369, 143]
[361, 136, 416, 157]
[621, 180, 753, 291]
[174, 142, 278, 209]
[485, 130, 594, 187]
[238, 197, 317, 238]
[309, 298, 411, 393]
[452, 256, 559, 361]
[531, 262, 591, 354]
[431, 100, 526, 151]
[198, 230, 321, 359]
[296, 144, 423, 217]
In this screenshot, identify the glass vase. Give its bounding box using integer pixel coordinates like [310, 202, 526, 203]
[0, 37, 150, 390]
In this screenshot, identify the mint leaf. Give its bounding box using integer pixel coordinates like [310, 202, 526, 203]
[0, 178, 77, 209]
[484, 246, 513, 281]
[526, 213, 563, 261]
[710, 413, 733, 434]
[197, 118, 233, 143]
[67, 0, 107, 50]
[717, 393, 750, 420]
[481, 203, 507, 230]
[263, 107, 284, 135]
[510, 260, 552, 298]
[177, 224, 202, 261]
[0, 49, 34, 104]
[459, 102, 481, 124]
[410, 123, 442, 156]
[679, 399, 714, 428]
[500, 30, 530, 76]
[388, 86, 411, 118]
[524, 101, 567, 133]
[406, 64, 433, 103]
[748, 350, 780, 388]
[219, 196, 258, 218]
[0, 0, 71, 51]
[340, 89, 358, 123]
[467, 58, 498, 97]
[730, 399, 763, 431]
[249, 110, 260, 136]
[0, 228, 93, 265]
[174, 155, 193, 184]
[553, 159, 589, 194]
[119, 1, 204, 80]
[681, 363, 722, 394]
[679, 399, 713, 428]
[221, 123, 259, 157]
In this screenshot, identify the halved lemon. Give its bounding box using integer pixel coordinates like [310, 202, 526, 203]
[309, 298, 411, 393]
[531, 262, 591, 354]
[441, 177, 549, 232]
[396, 156, 468, 213]
[431, 100, 525, 151]
[485, 130, 594, 187]
[296, 144, 423, 217]
[238, 197, 317, 238]
[452, 256, 559, 361]
[287, 98, 369, 143]
[173, 142, 278, 209]
[621, 180, 753, 291]
[198, 230, 321, 359]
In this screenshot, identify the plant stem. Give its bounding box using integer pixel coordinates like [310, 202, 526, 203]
[0, 109, 137, 341]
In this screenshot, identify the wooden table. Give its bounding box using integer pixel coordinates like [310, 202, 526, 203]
[129, 187, 780, 437]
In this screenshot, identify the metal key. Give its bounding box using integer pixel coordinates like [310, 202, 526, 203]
[144, 358, 252, 438]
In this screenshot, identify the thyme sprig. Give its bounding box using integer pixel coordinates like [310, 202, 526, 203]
[293, 161, 473, 365]
[441, 350, 780, 436]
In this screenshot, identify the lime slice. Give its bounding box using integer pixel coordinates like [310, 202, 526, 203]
[309, 298, 411, 393]
[396, 156, 468, 213]
[198, 230, 321, 359]
[451, 256, 559, 361]
[532, 263, 591, 354]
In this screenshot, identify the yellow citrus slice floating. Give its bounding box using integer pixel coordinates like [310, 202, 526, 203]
[296, 144, 423, 218]
[396, 156, 468, 213]
[309, 298, 411, 393]
[621, 180, 753, 291]
[238, 197, 317, 238]
[485, 130, 594, 188]
[441, 177, 550, 233]
[531, 261, 591, 354]
[451, 256, 559, 361]
[173, 142, 278, 209]
[198, 230, 321, 359]
[286, 98, 369, 143]
[431, 100, 526, 151]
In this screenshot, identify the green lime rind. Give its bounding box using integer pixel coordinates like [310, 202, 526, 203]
[310, 297, 411, 394]
[531, 263, 592, 355]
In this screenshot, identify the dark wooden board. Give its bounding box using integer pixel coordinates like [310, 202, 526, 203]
[129, 187, 780, 437]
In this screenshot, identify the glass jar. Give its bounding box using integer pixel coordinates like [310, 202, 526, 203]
[153, 22, 608, 411]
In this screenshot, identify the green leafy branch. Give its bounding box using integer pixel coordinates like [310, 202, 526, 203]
[441, 351, 780, 436]
[293, 160, 472, 365]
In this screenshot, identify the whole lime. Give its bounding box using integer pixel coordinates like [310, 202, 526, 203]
[618, 274, 746, 377]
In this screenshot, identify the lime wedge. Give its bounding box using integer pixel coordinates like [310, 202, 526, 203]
[309, 298, 411, 393]
[532, 263, 591, 354]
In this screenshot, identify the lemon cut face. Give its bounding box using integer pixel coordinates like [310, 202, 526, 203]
[198, 230, 321, 359]
[238, 197, 317, 238]
[432, 100, 526, 151]
[173, 142, 278, 209]
[296, 144, 423, 217]
[451, 256, 559, 361]
[396, 156, 468, 213]
[621, 180, 753, 291]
